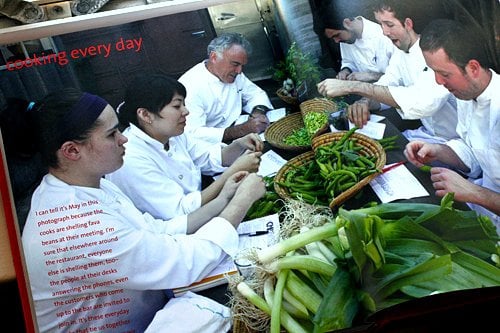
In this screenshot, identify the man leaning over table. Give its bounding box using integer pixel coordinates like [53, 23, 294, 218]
[178, 32, 274, 145]
[317, 0, 458, 144]
[404, 19, 499, 232]
[322, 3, 395, 83]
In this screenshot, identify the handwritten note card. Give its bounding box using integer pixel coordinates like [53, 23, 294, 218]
[370, 163, 429, 203]
[257, 150, 287, 177]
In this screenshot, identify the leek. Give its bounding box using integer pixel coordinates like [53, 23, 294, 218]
[286, 270, 322, 314]
[257, 222, 339, 264]
[268, 254, 336, 277]
[237, 281, 308, 333]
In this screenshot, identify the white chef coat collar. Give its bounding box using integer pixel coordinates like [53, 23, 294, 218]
[408, 37, 420, 55]
[126, 123, 166, 151]
[45, 173, 120, 205]
[475, 69, 498, 106]
[201, 59, 225, 84]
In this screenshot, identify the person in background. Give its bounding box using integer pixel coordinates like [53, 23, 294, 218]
[317, 0, 458, 144]
[0, 98, 47, 231]
[404, 19, 499, 231]
[19, 88, 266, 332]
[178, 32, 274, 144]
[324, 13, 395, 82]
[107, 73, 263, 222]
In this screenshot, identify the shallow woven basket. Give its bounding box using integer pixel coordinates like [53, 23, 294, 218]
[273, 150, 316, 203]
[274, 131, 386, 209]
[299, 98, 338, 138]
[312, 131, 386, 209]
[276, 87, 299, 105]
[264, 112, 311, 152]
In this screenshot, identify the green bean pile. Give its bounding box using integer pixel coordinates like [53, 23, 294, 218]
[304, 111, 328, 137]
[283, 127, 310, 146]
[278, 128, 380, 206]
[283, 112, 328, 146]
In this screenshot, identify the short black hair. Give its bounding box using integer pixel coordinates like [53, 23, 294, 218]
[371, 0, 447, 34]
[119, 73, 187, 130]
[420, 19, 492, 70]
[320, 0, 370, 30]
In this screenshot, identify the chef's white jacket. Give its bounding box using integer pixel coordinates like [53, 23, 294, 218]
[446, 70, 500, 230]
[340, 16, 395, 74]
[106, 124, 226, 220]
[376, 39, 459, 142]
[22, 174, 238, 332]
[178, 61, 273, 144]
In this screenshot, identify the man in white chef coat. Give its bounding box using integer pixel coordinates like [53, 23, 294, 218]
[317, 0, 458, 144]
[179, 32, 274, 144]
[324, 14, 395, 83]
[404, 19, 500, 232]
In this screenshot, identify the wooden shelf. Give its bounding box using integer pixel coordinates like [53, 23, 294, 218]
[0, 0, 238, 44]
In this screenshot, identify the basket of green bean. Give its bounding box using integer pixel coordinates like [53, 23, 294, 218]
[313, 129, 386, 208]
[264, 112, 311, 152]
[274, 128, 386, 209]
[299, 98, 337, 139]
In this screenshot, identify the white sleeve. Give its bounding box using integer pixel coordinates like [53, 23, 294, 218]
[387, 69, 452, 119]
[188, 139, 226, 176]
[446, 138, 482, 177]
[109, 154, 202, 220]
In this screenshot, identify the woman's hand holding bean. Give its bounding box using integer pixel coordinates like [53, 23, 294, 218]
[235, 133, 264, 152]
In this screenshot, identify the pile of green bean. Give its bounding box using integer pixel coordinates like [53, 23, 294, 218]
[283, 127, 310, 146]
[304, 112, 328, 137]
[277, 128, 380, 206]
[283, 112, 328, 146]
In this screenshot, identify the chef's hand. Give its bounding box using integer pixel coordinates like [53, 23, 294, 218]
[404, 141, 439, 168]
[219, 171, 248, 202]
[246, 113, 269, 134]
[235, 173, 266, 202]
[317, 78, 351, 98]
[228, 150, 262, 174]
[336, 68, 351, 80]
[220, 173, 266, 228]
[347, 99, 370, 128]
[234, 133, 264, 152]
[430, 167, 475, 202]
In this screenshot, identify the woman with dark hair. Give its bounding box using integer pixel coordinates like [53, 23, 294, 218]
[18, 88, 266, 332]
[106, 73, 264, 225]
[0, 98, 47, 231]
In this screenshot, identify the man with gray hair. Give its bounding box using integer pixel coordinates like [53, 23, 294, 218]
[179, 33, 273, 144]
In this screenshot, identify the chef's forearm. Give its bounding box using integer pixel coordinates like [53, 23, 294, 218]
[350, 82, 399, 108]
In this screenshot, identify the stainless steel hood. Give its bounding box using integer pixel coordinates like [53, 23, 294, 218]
[207, 0, 278, 81]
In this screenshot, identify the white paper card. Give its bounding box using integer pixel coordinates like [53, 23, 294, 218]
[257, 150, 287, 177]
[368, 114, 386, 123]
[370, 163, 429, 203]
[266, 108, 287, 122]
[350, 121, 386, 140]
[329, 120, 386, 140]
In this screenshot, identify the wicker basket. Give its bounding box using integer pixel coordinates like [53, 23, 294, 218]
[312, 131, 386, 209]
[299, 98, 338, 138]
[276, 88, 299, 105]
[273, 150, 316, 202]
[274, 131, 386, 209]
[264, 112, 311, 152]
